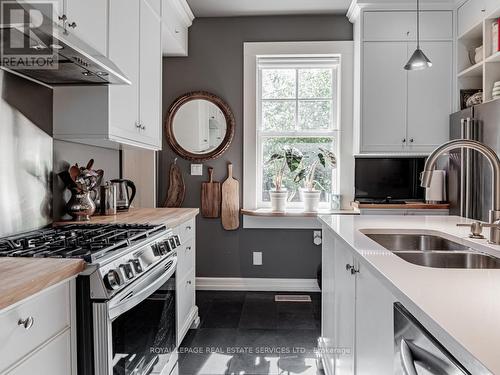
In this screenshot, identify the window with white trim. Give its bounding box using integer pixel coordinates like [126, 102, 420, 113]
[256, 56, 340, 208]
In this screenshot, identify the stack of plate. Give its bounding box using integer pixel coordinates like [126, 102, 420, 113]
[493, 82, 500, 100]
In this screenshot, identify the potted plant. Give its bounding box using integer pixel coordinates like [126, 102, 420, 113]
[267, 146, 303, 212]
[294, 147, 337, 212]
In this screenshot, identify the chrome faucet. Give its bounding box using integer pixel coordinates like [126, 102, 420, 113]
[421, 139, 500, 245]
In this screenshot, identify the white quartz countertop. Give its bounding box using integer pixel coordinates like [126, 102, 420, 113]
[318, 215, 500, 375]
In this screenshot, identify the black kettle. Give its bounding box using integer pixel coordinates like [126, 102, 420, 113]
[110, 179, 136, 211]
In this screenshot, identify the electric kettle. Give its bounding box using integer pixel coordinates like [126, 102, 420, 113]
[110, 179, 136, 211]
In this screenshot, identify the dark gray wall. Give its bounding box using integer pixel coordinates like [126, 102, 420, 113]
[159, 15, 353, 279]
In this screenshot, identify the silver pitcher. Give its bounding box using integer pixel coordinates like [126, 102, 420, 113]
[66, 190, 96, 221]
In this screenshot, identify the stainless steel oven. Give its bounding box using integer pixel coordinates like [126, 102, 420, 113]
[75, 228, 180, 375]
[394, 303, 469, 375]
[94, 255, 177, 375]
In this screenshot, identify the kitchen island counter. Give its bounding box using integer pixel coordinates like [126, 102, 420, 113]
[319, 214, 500, 374]
[0, 257, 84, 311]
[57, 207, 199, 228]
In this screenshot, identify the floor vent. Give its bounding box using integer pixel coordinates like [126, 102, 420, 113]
[275, 295, 312, 303]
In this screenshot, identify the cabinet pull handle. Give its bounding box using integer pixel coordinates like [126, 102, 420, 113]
[18, 316, 34, 330]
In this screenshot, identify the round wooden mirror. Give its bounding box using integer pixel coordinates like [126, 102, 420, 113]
[165, 91, 235, 161]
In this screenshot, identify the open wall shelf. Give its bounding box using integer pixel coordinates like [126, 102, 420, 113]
[457, 5, 500, 107]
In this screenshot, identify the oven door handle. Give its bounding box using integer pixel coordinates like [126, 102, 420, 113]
[108, 256, 177, 321]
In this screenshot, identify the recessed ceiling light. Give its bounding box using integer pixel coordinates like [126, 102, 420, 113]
[30, 44, 46, 50]
[50, 44, 64, 50]
[96, 71, 109, 76]
[82, 71, 92, 76]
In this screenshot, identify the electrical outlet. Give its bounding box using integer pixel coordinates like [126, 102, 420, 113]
[313, 231, 322, 245]
[190, 164, 203, 176]
[253, 251, 262, 266]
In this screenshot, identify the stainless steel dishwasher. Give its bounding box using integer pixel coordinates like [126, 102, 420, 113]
[394, 303, 469, 375]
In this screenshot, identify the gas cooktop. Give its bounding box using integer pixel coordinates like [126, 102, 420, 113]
[0, 223, 167, 262]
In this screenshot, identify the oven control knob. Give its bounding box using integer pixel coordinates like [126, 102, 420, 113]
[168, 237, 177, 250]
[104, 270, 122, 290]
[129, 259, 143, 273]
[173, 235, 181, 247]
[120, 263, 135, 280]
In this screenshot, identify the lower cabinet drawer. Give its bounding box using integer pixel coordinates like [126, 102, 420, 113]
[0, 283, 70, 372]
[177, 239, 195, 278]
[174, 218, 195, 243]
[6, 330, 71, 375]
[176, 269, 195, 342]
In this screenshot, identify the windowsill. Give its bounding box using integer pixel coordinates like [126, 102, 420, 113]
[241, 208, 358, 217]
[241, 208, 359, 229]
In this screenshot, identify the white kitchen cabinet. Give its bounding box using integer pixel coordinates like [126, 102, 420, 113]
[108, 0, 141, 143]
[407, 41, 453, 152]
[139, 0, 162, 147]
[320, 228, 395, 375]
[64, 0, 107, 55]
[173, 217, 199, 346]
[363, 11, 453, 41]
[6, 331, 72, 375]
[0, 280, 77, 375]
[361, 42, 408, 152]
[162, 0, 194, 56]
[457, 0, 492, 36]
[355, 257, 396, 375]
[356, 9, 453, 154]
[53, 0, 163, 151]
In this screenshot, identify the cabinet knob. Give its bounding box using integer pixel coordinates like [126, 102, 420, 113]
[346, 264, 353, 271]
[135, 121, 141, 129]
[409, 138, 414, 143]
[186, 246, 192, 251]
[141, 124, 146, 130]
[350, 267, 359, 275]
[18, 316, 34, 330]
[186, 225, 192, 230]
[58, 14, 67, 22]
[402, 139, 406, 143]
[406, 31, 410, 36]
[187, 280, 192, 285]
[68, 21, 77, 29]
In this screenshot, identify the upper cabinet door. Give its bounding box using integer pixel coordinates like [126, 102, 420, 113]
[139, 0, 162, 148]
[363, 11, 452, 41]
[361, 42, 408, 152]
[65, 0, 107, 55]
[458, 0, 487, 36]
[407, 41, 453, 152]
[108, 0, 140, 141]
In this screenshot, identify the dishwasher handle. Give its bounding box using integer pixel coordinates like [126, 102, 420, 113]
[400, 338, 460, 375]
[400, 339, 418, 375]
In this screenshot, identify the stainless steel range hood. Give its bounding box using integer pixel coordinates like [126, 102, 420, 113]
[0, 15, 130, 86]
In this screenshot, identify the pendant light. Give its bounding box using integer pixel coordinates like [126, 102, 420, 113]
[404, 0, 432, 70]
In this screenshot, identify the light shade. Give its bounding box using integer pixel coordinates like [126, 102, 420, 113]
[404, 48, 432, 70]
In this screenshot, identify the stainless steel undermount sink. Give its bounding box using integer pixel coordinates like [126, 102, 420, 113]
[364, 232, 500, 269]
[364, 233, 470, 252]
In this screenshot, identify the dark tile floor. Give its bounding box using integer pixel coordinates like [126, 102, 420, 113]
[178, 291, 322, 375]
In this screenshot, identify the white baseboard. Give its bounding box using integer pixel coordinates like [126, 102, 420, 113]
[196, 277, 320, 292]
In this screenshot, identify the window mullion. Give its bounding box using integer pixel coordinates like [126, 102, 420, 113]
[295, 68, 299, 132]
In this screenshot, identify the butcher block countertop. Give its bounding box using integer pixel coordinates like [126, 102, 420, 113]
[0, 258, 85, 311]
[57, 208, 199, 228]
[352, 201, 450, 210]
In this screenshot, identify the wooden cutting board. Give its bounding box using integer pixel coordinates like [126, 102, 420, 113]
[221, 163, 240, 230]
[164, 160, 185, 208]
[201, 167, 221, 218]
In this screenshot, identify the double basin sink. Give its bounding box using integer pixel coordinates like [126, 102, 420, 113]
[364, 233, 500, 269]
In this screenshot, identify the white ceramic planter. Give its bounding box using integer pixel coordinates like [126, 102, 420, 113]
[269, 190, 288, 212]
[301, 190, 321, 212]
